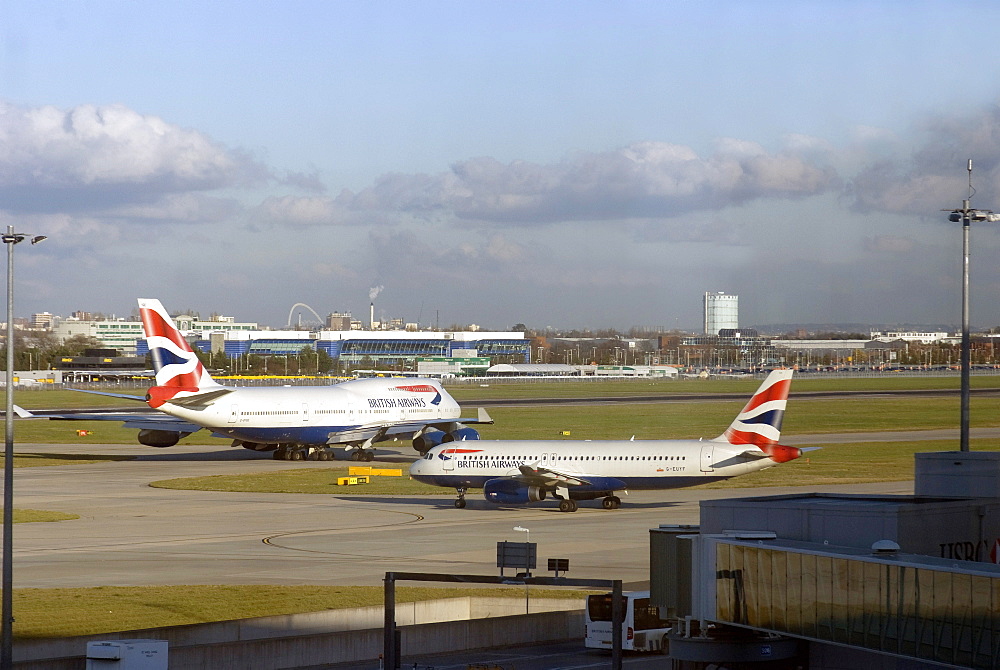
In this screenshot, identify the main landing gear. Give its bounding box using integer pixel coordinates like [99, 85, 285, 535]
[558, 499, 578, 513]
[556, 495, 620, 512]
[271, 445, 335, 461]
[348, 449, 375, 462]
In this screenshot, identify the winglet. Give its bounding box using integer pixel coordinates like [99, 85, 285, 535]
[12, 405, 33, 418]
[478, 408, 493, 424]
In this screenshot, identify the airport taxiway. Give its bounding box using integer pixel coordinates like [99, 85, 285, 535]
[7, 439, 917, 590]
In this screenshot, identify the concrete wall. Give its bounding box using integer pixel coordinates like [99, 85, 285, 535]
[13, 597, 583, 670]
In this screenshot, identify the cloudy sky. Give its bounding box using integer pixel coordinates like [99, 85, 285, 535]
[5, 1, 1000, 332]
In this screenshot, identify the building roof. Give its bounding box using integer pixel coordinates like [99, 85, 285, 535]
[486, 363, 577, 374]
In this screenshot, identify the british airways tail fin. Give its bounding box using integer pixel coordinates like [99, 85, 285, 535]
[713, 369, 793, 447]
[138, 298, 221, 407]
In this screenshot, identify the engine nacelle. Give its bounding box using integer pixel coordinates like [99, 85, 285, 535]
[137, 429, 181, 448]
[441, 427, 481, 443]
[412, 429, 447, 454]
[483, 478, 546, 505]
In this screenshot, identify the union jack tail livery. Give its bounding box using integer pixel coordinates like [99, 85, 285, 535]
[138, 298, 221, 408]
[410, 368, 805, 512]
[714, 369, 793, 447]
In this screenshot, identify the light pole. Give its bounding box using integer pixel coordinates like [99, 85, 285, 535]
[2, 227, 45, 669]
[944, 160, 999, 452]
[514, 526, 530, 613]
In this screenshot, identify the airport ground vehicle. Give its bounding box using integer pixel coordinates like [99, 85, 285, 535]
[584, 590, 671, 653]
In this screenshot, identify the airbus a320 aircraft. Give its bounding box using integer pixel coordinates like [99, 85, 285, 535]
[410, 369, 807, 511]
[21, 298, 491, 461]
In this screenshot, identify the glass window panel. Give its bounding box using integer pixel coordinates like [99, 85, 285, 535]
[715, 544, 738, 623]
[969, 575, 992, 667]
[916, 567, 936, 658]
[816, 555, 834, 640]
[785, 551, 802, 635]
[799, 552, 818, 638]
[895, 566, 920, 657]
[753, 548, 773, 628]
[845, 558, 865, 645]
[830, 557, 851, 643]
[951, 573, 973, 667]
[930, 571, 954, 666]
[771, 550, 787, 632]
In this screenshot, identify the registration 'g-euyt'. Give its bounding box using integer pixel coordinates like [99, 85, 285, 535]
[410, 370, 806, 511]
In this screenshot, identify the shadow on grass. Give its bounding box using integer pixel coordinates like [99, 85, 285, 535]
[15, 453, 134, 466]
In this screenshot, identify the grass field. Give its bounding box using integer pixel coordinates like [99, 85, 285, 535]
[13, 585, 590, 639]
[7, 375, 999, 640]
[5, 376, 999, 446]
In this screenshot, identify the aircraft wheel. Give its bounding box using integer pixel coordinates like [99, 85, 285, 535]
[455, 498, 467, 509]
[319, 451, 332, 461]
[271, 450, 284, 460]
[559, 499, 577, 513]
[610, 496, 621, 508]
[349, 451, 360, 461]
[602, 497, 616, 510]
[307, 451, 319, 461]
[363, 450, 375, 462]
[290, 450, 304, 461]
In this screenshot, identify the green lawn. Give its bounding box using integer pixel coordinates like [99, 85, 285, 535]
[13, 585, 588, 639]
[6, 375, 997, 640]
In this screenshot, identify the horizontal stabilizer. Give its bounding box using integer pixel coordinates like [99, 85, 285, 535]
[65, 388, 148, 402]
[739, 448, 770, 459]
[165, 388, 234, 407]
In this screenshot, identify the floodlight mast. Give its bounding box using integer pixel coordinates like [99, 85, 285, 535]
[943, 160, 998, 452]
[1, 226, 46, 670]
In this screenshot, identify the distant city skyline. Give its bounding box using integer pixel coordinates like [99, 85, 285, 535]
[17, 302, 994, 337]
[4, 3, 1000, 330]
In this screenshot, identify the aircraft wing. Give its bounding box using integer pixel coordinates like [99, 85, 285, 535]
[515, 463, 593, 488]
[327, 408, 494, 446]
[11, 406, 204, 434]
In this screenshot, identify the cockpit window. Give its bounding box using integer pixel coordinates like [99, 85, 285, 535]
[424, 452, 434, 460]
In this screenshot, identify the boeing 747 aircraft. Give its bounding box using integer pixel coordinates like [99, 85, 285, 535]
[20, 298, 491, 461]
[410, 369, 805, 511]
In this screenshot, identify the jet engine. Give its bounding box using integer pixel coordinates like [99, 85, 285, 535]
[413, 426, 482, 454]
[412, 429, 446, 454]
[483, 478, 546, 504]
[137, 429, 181, 448]
[441, 427, 480, 443]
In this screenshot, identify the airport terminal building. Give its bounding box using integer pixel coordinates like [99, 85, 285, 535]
[652, 452, 1000, 669]
[134, 328, 530, 369]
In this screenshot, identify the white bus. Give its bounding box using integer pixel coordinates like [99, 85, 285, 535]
[584, 590, 672, 653]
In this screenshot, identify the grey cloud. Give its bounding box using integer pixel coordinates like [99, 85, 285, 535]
[851, 104, 1000, 215]
[338, 141, 838, 225]
[0, 101, 271, 214]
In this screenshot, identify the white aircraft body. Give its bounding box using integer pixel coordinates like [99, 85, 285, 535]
[410, 369, 805, 511]
[24, 299, 491, 461]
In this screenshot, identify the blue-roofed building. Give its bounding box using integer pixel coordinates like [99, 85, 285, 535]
[136, 328, 529, 370]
